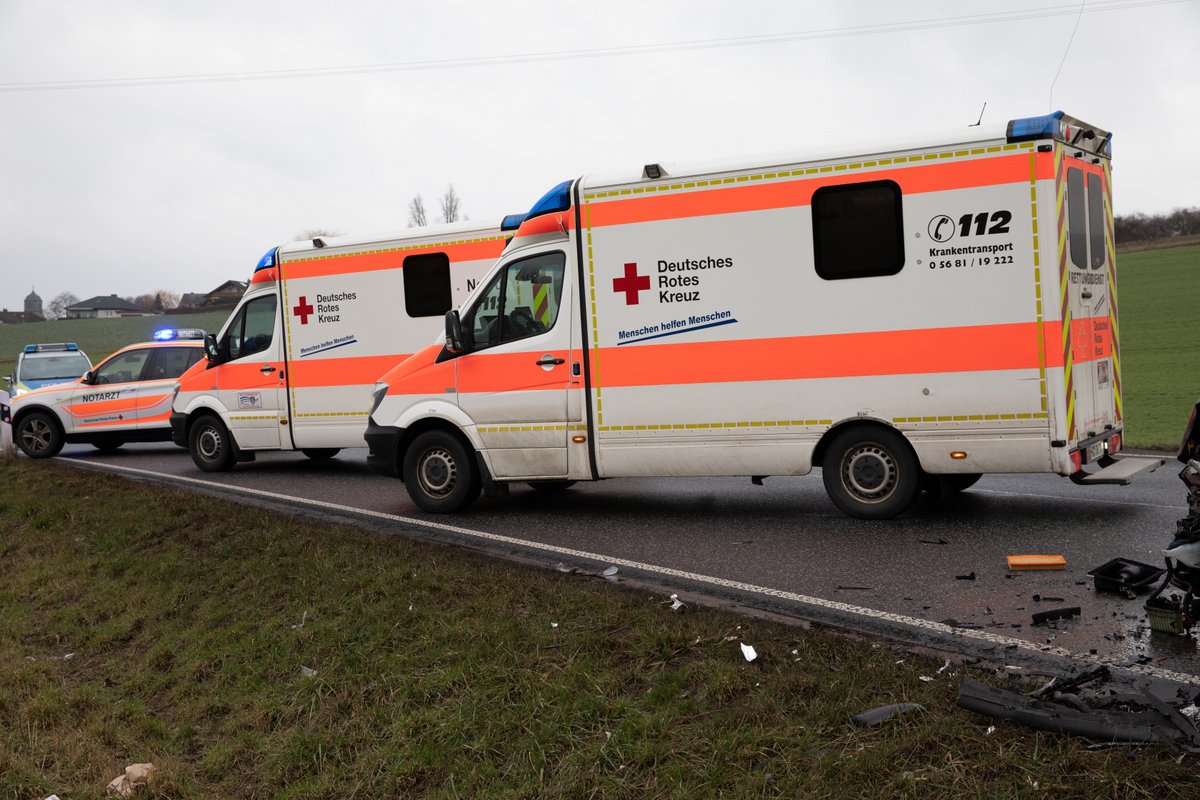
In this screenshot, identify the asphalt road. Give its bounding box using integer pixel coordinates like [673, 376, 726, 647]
[51, 441, 1200, 686]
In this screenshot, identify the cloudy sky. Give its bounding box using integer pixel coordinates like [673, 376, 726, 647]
[1, 0, 1196, 314]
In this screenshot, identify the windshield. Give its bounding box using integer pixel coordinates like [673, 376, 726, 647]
[19, 352, 90, 381]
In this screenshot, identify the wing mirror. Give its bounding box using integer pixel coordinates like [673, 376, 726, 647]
[84, 370, 97, 385]
[204, 333, 222, 365]
[445, 310, 466, 354]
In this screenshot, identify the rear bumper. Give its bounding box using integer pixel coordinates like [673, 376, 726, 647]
[170, 411, 188, 447]
[365, 418, 403, 478]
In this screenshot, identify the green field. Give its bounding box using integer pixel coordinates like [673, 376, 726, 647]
[0, 312, 230, 384]
[2, 460, 1192, 798]
[1117, 243, 1200, 449]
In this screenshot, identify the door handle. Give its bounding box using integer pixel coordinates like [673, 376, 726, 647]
[535, 356, 565, 367]
[260, 365, 277, 374]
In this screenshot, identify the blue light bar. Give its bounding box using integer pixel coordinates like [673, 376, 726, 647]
[153, 328, 205, 341]
[153, 328, 176, 340]
[501, 213, 526, 231]
[1006, 111, 1063, 143]
[525, 180, 573, 221]
[254, 247, 278, 273]
[23, 342, 78, 353]
[23, 344, 36, 353]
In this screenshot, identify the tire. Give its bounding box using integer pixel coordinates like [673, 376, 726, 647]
[15, 412, 64, 459]
[92, 441, 125, 452]
[403, 430, 481, 513]
[302, 448, 340, 461]
[528, 480, 576, 492]
[821, 426, 921, 520]
[188, 415, 236, 472]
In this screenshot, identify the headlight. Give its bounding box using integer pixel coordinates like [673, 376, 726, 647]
[369, 382, 389, 415]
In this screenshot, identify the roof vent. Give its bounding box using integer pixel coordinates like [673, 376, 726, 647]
[642, 163, 665, 180]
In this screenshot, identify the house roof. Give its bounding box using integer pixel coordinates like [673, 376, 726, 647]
[66, 294, 143, 312]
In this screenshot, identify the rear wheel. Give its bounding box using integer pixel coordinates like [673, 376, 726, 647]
[92, 441, 125, 452]
[921, 472, 982, 496]
[403, 430, 481, 513]
[821, 426, 921, 519]
[189, 415, 236, 472]
[301, 448, 340, 461]
[15, 412, 63, 459]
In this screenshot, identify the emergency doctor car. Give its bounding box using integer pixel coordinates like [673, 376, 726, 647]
[3, 329, 206, 458]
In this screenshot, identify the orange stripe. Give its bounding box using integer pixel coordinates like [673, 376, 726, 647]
[588, 154, 1052, 228]
[281, 239, 506, 280]
[62, 396, 141, 417]
[138, 410, 173, 426]
[288, 355, 413, 388]
[379, 344, 456, 395]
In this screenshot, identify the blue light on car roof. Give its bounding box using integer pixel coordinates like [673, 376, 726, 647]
[254, 247, 278, 272]
[525, 180, 573, 221]
[23, 344, 36, 353]
[501, 213, 526, 231]
[1006, 111, 1064, 143]
[154, 328, 177, 340]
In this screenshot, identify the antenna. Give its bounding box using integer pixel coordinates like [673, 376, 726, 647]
[969, 102, 987, 127]
[1049, 0, 1087, 109]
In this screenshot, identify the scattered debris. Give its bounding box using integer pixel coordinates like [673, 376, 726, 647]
[602, 566, 619, 582]
[937, 659, 952, 675]
[667, 594, 686, 612]
[1088, 558, 1164, 594]
[1007, 554, 1066, 571]
[551, 622, 559, 628]
[941, 618, 983, 629]
[1031, 606, 1080, 625]
[105, 763, 155, 798]
[956, 572, 976, 581]
[740, 643, 758, 662]
[985, 725, 996, 735]
[300, 666, 316, 678]
[1032, 594, 1065, 602]
[919, 676, 934, 682]
[290, 610, 308, 630]
[837, 585, 872, 591]
[919, 538, 949, 545]
[851, 702, 925, 726]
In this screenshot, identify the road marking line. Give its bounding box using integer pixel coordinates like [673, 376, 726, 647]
[66, 458, 1198, 686]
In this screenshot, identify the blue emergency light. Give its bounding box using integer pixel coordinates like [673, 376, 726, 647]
[254, 247, 279, 273]
[501, 213, 527, 231]
[525, 180, 573, 221]
[23, 342, 78, 353]
[153, 328, 206, 341]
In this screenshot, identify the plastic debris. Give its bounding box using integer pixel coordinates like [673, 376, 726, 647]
[556, 562, 572, 573]
[851, 702, 925, 726]
[919, 538, 949, 545]
[956, 572, 976, 581]
[740, 643, 758, 662]
[919, 676, 934, 682]
[1031, 606, 1081, 625]
[551, 622, 559, 628]
[603, 566, 619, 582]
[105, 763, 155, 798]
[668, 594, 686, 612]
[986, 725, 996, 735]
[1007, 554, 1066, 570]
[300, 666, 316, 678]
[290, 610, 307, 630]
[937, 659, 952, 675]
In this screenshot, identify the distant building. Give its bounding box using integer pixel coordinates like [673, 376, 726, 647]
[64, 294, 150, 319]
[24, 288, 44, 320]
[0, 308, 44, 324]
[172, 280, 249, 313]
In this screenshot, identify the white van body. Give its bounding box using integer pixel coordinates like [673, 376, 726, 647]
[366, 113, 1160, 518]
[172, 221, 510, 470]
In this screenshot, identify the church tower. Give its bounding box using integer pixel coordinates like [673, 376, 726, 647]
[24, 288, 43, 319]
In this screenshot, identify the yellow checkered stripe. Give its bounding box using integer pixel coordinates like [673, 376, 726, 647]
[893, 413, 1047, 423]
[478, 424, 587, 433]
[597, 419, 833, 432]
[1029, 153, 1048, 414]
[1103, 160, 1123, 421]
[293, 411, 369, 419]
[287, 235, 509, 264]
[583, 143, 1033, 200]
[229, 414, 278, 421]
[1054, 147, 1076, 441]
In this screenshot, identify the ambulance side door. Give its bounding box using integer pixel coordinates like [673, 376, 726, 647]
[214, 294, 284, 449]
[455, 250, 572, 479]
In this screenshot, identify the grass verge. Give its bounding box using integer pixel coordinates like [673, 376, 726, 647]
[1, 459, 1195, 798]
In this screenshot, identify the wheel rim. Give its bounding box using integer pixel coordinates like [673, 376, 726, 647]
[20, 418, 53, 453]
[841, 443, 898, 503]
[197, 425, 223, 460]
[416, 447, 457, 498]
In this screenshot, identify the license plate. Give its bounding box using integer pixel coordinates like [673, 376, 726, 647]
[1087, 441, 1105, 462]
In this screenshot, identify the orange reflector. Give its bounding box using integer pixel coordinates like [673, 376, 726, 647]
[572, 435, 587, 443]
[951, 451, 967, 459]
[1007, 554, 1066, 570]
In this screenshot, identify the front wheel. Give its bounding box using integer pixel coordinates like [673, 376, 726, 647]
[302, 448, 340, 461]
[15, 412, 64, 459]
[821, 426, 921, 519]
[188, 415, 236, 472]
[403, 430, 481, 513]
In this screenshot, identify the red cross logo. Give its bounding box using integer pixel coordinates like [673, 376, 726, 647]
[613, 262, 650, 305]
[293, 296, 314, 325]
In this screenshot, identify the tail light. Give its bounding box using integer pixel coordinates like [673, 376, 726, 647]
[1070, 449, 1083, 472]
[1110, 432, 1122, 454]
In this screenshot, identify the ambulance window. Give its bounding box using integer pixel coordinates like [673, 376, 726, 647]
[463, 252, 566, 350]
[1087, 173, 1106, 268]
[812, 180, 904, 280]
[1067, 167, 1088, 269]
[226, 295, 277, 360]
[403, 252, 453, 317]
[92, 349, 151, 385]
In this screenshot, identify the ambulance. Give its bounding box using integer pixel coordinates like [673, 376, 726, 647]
[170, 221, 510, 471]
[365, 112, 1162, 519]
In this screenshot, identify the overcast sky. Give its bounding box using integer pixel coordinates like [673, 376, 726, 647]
[1, 0, 1196, 314]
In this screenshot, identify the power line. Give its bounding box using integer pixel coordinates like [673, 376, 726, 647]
[0, 0, 1192, 93]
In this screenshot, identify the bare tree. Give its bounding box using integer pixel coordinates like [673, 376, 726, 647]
[294, 228, 342, 242]
[48, 291, 78, 319]
[438, 184, 461, 224]
[408, 195, 428, 227]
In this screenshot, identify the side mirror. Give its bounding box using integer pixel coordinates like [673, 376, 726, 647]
[445, 310, 465, 354]
[204, 333, 222, 364]
[84, 370, 96, 385]
[3, 375, 11, 385]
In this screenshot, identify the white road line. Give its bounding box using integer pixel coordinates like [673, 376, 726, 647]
[974, 487, 1186, 511]
[70, 459, 1199, 686]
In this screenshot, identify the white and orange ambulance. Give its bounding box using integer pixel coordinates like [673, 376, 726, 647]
[170, 221, 510, 471]
[365, 111, 1162, 519]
